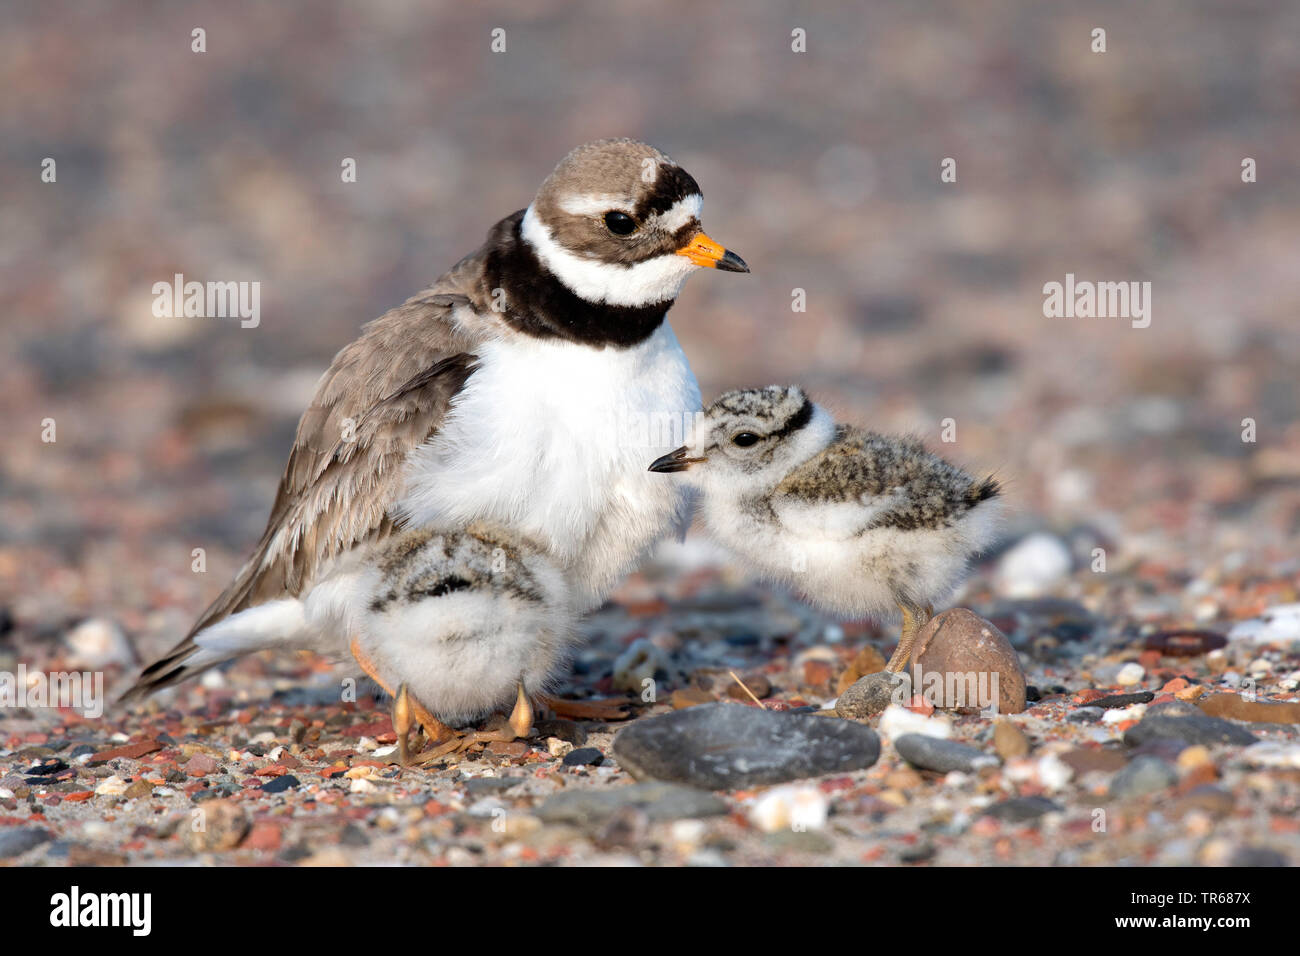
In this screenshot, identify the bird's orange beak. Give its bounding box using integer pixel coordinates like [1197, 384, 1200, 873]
[675, 232, 749, 273]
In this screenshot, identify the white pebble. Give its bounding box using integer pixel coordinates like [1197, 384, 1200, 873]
[64, 618, 135, 669]
[1036, 752, 1074, 792]
[748, 784, 829, 833]
[612, 638, 671, 694]
[1102, 702, 1147, 725]
[94, 775, 129, 796]
[995, 532, 1073, 598]
[879, 704, 953, 740]
[1116, 662, 1145, 686]
[1228, 603, 1300, 644]
[1240, 742, 1300, 769]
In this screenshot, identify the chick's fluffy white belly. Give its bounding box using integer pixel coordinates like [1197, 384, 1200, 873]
[701, 498, 980, 617]
[396, 323, 701, 606]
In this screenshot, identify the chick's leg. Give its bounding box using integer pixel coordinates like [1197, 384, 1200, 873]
[409, 682, 536, 765]
[885, 602, 932, 673]
[348, 637, 456, 764]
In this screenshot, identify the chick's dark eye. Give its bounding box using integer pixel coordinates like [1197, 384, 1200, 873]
[731, 432, 761, 448]
[603, 211, 637, 235]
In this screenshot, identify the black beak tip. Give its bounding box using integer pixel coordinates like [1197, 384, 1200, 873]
[648, 447, 694, 473]
[717, 249, 749, 274]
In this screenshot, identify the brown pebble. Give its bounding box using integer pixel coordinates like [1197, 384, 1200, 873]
[993, 721, 1030, 759]
[725, 672, 772, 701]
[884, 768, 923, 790]
[124, 779, 155, 800]
[184, 799, 249, 852]
[1059, 747, 1128, 775]
[836, 646, 889, 695]
[1196, 693, 1300, 725]
[911, 609, 1027, 714]
[184, 754, 219, 777]
[671, 687, 715, 709]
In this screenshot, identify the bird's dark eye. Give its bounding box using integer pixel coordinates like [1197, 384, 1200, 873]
[603, 211, 637, 235]
[731, 432, 761, 447]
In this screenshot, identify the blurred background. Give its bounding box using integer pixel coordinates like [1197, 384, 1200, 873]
[2, 0, 1298, 660]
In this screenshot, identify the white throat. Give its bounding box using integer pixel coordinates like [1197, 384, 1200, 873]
[521, 205, 699, 308]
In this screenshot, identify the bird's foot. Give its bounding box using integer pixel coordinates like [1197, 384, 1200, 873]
[405, 682, 535, 765]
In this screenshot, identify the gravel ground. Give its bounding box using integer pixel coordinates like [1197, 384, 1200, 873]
[2, 1, 1299, 866]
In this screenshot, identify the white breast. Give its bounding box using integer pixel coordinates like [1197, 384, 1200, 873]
[397, 322, 701, 606]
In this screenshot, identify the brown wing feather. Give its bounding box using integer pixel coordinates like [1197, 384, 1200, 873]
[124, 283, 486, 699]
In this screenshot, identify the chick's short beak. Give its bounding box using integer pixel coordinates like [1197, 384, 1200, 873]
[648, 446, 707, 473]
[675, 231, 749, 273]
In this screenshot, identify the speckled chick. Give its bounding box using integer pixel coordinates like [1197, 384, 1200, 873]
[346, 521, 579, 759]
[649, 386, 1002, 671]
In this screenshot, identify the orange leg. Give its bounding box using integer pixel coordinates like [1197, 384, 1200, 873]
[885, 603, 933, 674]
[349, 637, 455, 762]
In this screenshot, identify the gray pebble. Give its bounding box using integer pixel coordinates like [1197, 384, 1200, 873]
[837, 671, 909, 719]
[613, 702, 880, 790]
[1109, 755, 1178, 799]
[0, 827, 52, 859]
[1124, 713, 1256, 748]
[894, 734, 999, 773]
[536, 782, 728, 826]
[982, 795, 1062, 822]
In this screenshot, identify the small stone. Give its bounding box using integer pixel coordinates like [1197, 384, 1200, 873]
[259, 774, 300, 793]
[463, 775, 521, 796]
[878, 704, 952, 740]
[1196, 693, 1300, 725]
[1176, 745, 1213, 771]
[894, 734, 998, 774]
[124, 779, 155, 800]
[836, 671, 907, 719]
[1239, 741, 1300, 769]
[802, 659, 835, 689]
[1116, 662, 1146, 687]
[982, 796, 1062, 822]
[64, 617, 135, 669]
[910, 608, 1026, 714]
[993, 721, 1030, 759]
[612, 638, 671, 694]
[995, 532, 1072, 597]
[613, 702, 880, 790]
[748, 784, 829, 833]
[184, 754, 219, 777]
[836, 645, 889, 694]
[725, 672, 772, 701]
[88, 739, 163, 765]
[94, 775, 130, 796]
[1169, 785, 1235, 819]
[1087, 691, 1155, 710]
[1144, 629, 1227, 657]
[184, 799, 249, 852]
[533, 719, 587, 746]
[242, 822, 283, 851]
[546, 738, 573, 758]
[1109, 755, 1178, 800]
[562, 747, 604, 767]
[671, 688, 715, 709]
[0, 827, 52, 859]
[1124, 711, 1257, 749]
[1067, 706, 1104, 724]
[536, 782, 728, 826]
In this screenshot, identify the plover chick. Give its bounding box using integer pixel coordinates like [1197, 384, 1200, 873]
[350, 522, 577, 764]
[126, 139, 748, 704]
[649, 386, 1001, 672]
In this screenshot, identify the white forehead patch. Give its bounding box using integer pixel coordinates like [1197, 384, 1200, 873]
[648, 193, 703, 234]
[559, 194, 632, 217]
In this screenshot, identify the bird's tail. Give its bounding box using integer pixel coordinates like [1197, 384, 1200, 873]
[965, 474, 1001, 506]
[119, 599, 310, 702]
